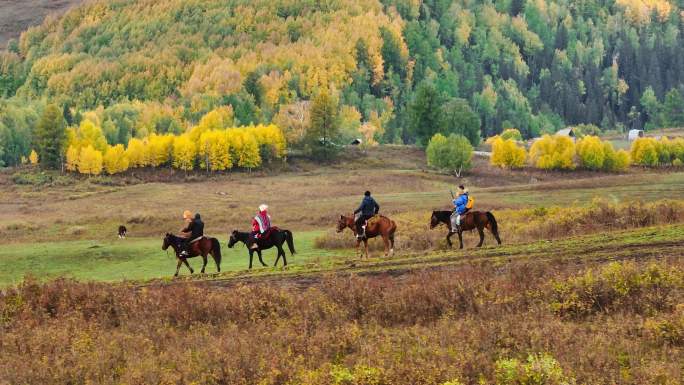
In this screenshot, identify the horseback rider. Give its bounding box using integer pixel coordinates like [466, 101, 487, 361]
[451, 185, 470, 232]
[354, 190, 380, 240]
[250, 204, 271, 250]
[180, 211, 204, 256]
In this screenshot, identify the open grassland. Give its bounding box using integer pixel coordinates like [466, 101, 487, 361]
[0, 231, 355, 287]
[2, 147, 684, 285]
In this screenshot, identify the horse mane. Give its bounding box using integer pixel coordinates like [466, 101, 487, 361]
[166, 233, 183, 242]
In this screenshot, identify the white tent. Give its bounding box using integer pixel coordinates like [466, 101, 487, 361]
[628, 129, 644, 141]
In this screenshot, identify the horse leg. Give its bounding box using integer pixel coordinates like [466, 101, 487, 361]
[210, 250, 221, 273]
[364, 239, 369, 259]
[382, 235, 390, 257]
[174, 258, 182, 277]
[389, 232, 395, 256]
[258, 250, 267, 266]
[274, 248, 280, 267]
[200, 254, 208, 274]
[457, 231, 464, 249]
[356, 239, 361, 258]
[477, 226, 485, 247]
[486, 223, 503, 245]
[249, 250, 254, 269]
[183, 258, 194, 274]
[446, 232, 454, 248]
[275, 245, 286, 267]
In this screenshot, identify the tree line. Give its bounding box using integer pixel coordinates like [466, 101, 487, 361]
[427, 128, 684, 175]
[28, 103, 288, 175]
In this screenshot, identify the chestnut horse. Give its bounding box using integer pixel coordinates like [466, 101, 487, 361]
[337, 214, 397, 258]
[162, 233, 222, 276]
[429, 210, 501, 249]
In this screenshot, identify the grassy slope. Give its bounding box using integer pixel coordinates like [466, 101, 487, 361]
[2, 147, 684, 286]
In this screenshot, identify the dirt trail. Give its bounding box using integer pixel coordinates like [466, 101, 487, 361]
[139, 235, 684, 291]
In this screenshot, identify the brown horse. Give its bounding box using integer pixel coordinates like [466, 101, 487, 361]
[337, 214, 397, 258]
[429, 210, 502, 249]
[162, 233, 222, 276]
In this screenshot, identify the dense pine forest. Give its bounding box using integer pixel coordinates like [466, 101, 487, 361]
[2, 0, 684, 167]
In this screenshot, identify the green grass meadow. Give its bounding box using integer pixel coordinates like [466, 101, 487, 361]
[0, 230, 358, 286]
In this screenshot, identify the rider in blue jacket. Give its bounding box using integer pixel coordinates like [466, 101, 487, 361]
[354, 190, 380, 240]
[451, 185, 469, 231]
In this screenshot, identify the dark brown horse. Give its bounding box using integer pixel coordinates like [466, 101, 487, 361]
[162, 233, 222, 276]
[227, 229, 295, 269]
[337, 214, 397, 258]
[430, 210, 502, 249]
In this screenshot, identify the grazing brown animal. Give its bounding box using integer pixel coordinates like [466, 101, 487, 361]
[162, 233, 222, 276]
[337, 214, 396, 258]
[429, 210, 502, 249]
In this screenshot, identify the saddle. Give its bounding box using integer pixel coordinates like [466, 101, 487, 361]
[190, 236, 204, 244]
[259, 227, 279, 241]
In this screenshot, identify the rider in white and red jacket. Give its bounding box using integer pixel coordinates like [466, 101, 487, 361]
[250, 204, 271, 249]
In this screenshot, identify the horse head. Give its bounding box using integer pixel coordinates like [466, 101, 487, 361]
[337, 215, 352, 233]
[227, 230, 240, 248]
[429, 211, 442, 229]
[162, 233, 173, 250]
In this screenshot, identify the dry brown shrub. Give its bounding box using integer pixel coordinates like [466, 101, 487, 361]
[1, 259, 682, 384]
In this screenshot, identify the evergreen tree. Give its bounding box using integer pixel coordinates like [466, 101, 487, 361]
[510, 0, 526, 16]
[663, 88, 684, 127]
[408, 81, 443, 146]
[33, 104, 66, 169]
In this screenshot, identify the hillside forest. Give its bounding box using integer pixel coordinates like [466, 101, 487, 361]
[2, 0, 684, 168]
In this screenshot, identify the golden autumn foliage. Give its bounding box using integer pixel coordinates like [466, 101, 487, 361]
[125, 138, 147, 168]
[145, 134, 175, 167]
[198, 130, 232, 171]
[630, 137, 659, 166]
[28, 150, 38, 165]
[77, 145, 103, 176]
[529, 135, 576, 170]
[576, 136, 606, 170]
[103, 144, 129, 175]
[172, 135, 196, 171]
[629, 136, 684, 167]
[230, 129, 262, 169]
[188, 107, 234, 143]
[252, 124, 287, 161]
[359, 122, 379, 147]
[66, 119, 108, 153]
[616, 0, 673, 24]
[66, 145, 79, 172]
[491, 136, 526, 168]
[576, 136, 631, 172]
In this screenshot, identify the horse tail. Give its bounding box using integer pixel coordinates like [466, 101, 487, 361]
[486, 212, 499, 236]
[285, 230, 296, 255]
[211, 237, 222, 267]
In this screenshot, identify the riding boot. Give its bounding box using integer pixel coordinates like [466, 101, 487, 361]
[357, 225, 366, 240]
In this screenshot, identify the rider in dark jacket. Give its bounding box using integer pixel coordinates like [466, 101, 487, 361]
[181, 213, 204, 256]
[354, 191, 379, 240]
